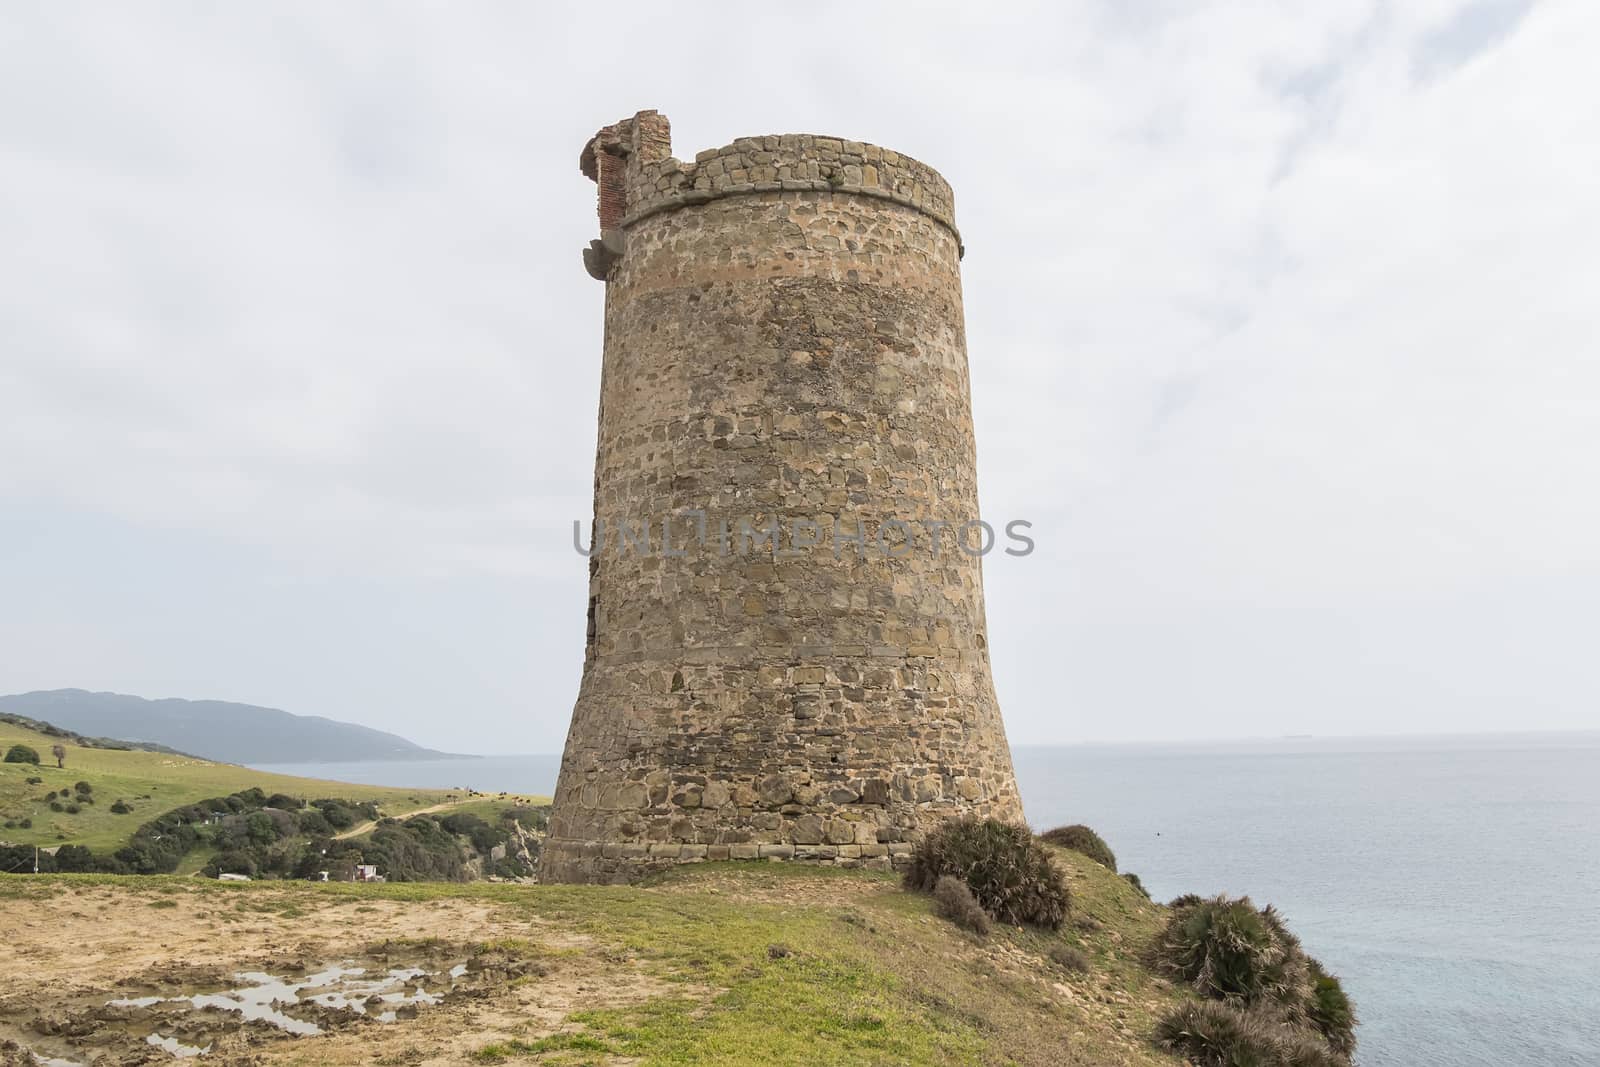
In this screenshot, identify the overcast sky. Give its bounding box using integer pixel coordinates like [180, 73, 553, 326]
[2, 1, 1595, 753]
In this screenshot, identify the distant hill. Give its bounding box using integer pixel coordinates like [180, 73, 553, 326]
[0, 690, 466, 765]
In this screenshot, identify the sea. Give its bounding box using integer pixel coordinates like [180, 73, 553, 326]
[254, 731, 1600, 1067]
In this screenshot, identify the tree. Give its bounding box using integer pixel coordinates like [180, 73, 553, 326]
[3, 744, 40, 765]
[51, 744, 66, 769]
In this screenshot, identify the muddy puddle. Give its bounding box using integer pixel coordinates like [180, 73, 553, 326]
[0, 942, 539, 1064]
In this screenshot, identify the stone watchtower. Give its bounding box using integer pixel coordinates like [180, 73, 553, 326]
[541, 110, 1024, 884]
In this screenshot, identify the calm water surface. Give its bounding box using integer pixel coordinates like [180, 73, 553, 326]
[255, 732, 1600, 1066]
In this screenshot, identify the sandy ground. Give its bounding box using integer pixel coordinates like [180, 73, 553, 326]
[0, 884, 668, 1066]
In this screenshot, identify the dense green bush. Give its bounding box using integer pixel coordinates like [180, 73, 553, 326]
[1123, 872, 1150, 898]
[931, 874, 990, 936]
[73, 781, 92, 795]
[1, 782, 533, 884]
[353, 816, 469, 882]
[17, 817, 30, 829]
[1156, 1001, 1347, 1067]
[310, 798, 378, 830]
[53, 845, 97, 872]
[1038, 824, 1117, 871]
[1170, 893, 1204, 909]
[208, 850, 258, 877]
[439, 812, 509, 855]
[113, 809, 202, 873]
[0, 844, 50, 873]
[503, 804, 548, 831]
[905, 818, 1069, 929]
[295, 809, 333, 836]
[3, 744, 40, 765]
[1152, 895, 1310, 1010]
[25, 776, 41, 785]
[1306, 958, 1357, 1057]
[1151, 895, 1356, 1063]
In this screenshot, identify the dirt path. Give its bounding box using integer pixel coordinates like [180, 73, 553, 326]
[330, 799, 463, 840]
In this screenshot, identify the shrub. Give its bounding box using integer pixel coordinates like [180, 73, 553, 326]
[905, 818, 1069, 929]
[1306, 958, 1357, 1058]
[440, 812, 505, 854]
[209, 850, 258, 877]
[503, 804, 549, 830]
[1038, 824, 1117, 871]
[53, 845, 97, 872]
[73, 781, 92, 795]
[64, 804, 81, 815]
[234, 787, 267, 808]
[1152, 895, 1310, 1012]
[25, 776, 41, 785]
[1123, 872, 1150, 898]
[313, 799, 365, 829]
[245, 811, 281, 846]
[1170, 893, 1204, 909]
[0, 844, 53, 873]
[4, 744, 40, 765]
[932, 874, 991, 936]
[18, 817, 30, 829]
[295, 808, 333, 835]
[49, 801, 64, 812]
[1156, 1001, 1346, 1067]
[1049, 944, 1089, 973]
[110, 800, 132, 815]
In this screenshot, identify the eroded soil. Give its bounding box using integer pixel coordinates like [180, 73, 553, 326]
[0, 886, 667, 1065]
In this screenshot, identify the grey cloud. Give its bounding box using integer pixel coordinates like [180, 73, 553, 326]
[1, 1, 1594, 750]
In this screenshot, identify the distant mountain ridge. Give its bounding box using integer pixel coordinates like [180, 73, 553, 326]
[0, 690, 468, 765]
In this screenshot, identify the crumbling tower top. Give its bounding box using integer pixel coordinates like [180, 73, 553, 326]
[577, 109, 962, 279]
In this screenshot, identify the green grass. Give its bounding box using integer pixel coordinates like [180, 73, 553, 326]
[0, 851, 1191, 1065]
[0, 720, 487, 851]
[442, 796, 546, 822]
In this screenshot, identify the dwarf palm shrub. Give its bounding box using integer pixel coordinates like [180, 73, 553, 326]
[932, 874, 991, 936]
[1306, 958, 1357, 1058]
[1049, 944, 1090, 973]
[1156, 1001, 1347, 1067]
[905, 818, 1069, 929]
[1152, 896, 1311, 1011]
[1038, 824, 1117, 871]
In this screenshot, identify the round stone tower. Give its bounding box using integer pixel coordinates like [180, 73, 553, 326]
[541, 110, 1024, 884]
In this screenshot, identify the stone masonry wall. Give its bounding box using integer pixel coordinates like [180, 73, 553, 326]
[542, 112, 1022, 884]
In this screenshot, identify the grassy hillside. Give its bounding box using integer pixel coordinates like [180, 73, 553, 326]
[0, 718, 516, 852]
[0, 850, 1189, 1066]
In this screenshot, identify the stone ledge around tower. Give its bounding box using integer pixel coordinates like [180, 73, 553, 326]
[623, 134, 962, 255]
